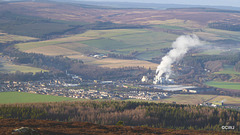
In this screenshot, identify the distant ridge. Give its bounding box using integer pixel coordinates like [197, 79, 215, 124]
[53, 0, 240, 11]
[1, 0, 240, 11]
[166, 7, 240, 13]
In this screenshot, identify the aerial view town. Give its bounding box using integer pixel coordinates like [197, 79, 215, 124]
[0, 0, 240, 134]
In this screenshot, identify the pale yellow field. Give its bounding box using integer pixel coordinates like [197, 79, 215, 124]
[87, 58, 158, 69]
[26, 45, 81, 56]
[51, 35, 97, 42]
[208, 96, 240, 105]
[158, 94, 216, 105]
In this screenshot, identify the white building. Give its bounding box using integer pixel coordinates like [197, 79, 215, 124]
[141, 76, 148, 83]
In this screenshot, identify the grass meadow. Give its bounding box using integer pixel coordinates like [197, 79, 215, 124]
[0, 63, 47, 74]
[0, 92, 81, 104]
[205, 81, 240, 90]
[214, 65, 240, 75]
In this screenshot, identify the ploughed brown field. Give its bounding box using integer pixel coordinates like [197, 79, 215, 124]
[0, 119, 237, 135]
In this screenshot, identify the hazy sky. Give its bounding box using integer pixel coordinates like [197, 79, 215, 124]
[78, 0, 240, 7]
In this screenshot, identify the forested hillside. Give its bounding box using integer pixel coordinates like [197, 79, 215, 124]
[0, 101, 239, 132]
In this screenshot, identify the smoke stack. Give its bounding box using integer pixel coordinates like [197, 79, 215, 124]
[154, 34, 202, 84]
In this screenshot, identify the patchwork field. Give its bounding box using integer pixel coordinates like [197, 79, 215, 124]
[0, 1, 238, 74]
[15, 28, 177, 68]
[205, 81, 240, 90]
[204, 28, 240, 41]
[17, 29, 177, 52]
[4, 1, 239, 70]
[14, 26, 240, 69]
[0, 92, 81, 104]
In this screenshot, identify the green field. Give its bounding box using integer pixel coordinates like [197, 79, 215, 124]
[195, 49, 223, 55]
[0, 92, 80, 104]
[153, 24, 187, 30]
[135, 50, 164, 60]
[206, 81, 240, 90]
[80, 38, 131, 50]
[0, 63, 48, 73]
[214, 65, 240, 75]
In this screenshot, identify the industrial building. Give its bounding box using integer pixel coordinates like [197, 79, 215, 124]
[153, 77, 174, 85]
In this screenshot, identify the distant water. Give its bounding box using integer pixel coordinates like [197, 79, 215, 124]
[149, 85, 197, 91]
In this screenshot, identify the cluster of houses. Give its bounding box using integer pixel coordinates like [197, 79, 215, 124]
[0, 78, 171, 101]
[128, 91, 170, 100]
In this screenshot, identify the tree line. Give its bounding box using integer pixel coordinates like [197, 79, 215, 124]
[0, 71, 65, 82]
[0, 101, 239, 132]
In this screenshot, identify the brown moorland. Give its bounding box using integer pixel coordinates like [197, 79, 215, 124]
[0, 2, 239, 26]
[0, 119, 237, 135]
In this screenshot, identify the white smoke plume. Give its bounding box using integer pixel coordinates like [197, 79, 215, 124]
[154, 34, 202, 84]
